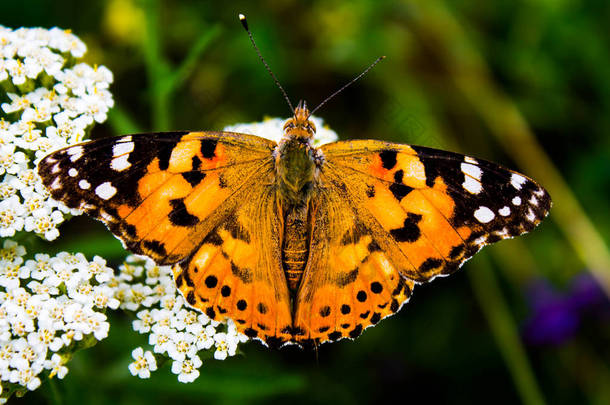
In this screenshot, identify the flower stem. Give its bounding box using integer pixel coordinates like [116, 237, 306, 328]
[469, 254, 547, 405]
[140, 0, 219, 131]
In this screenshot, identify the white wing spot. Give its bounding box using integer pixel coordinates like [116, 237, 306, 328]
[494, 228, 509, 237]
[50, 177, 62, 190]
[463, 177, 482, 194]
[529, 195, 538, 206]
[526, 208, 536, 222]
[68, 168, 78, 177]
[474, 206, 495, 223]
[95, 182, 117, 200]
[112, 141, 135, 157]
[534, 188, 545, 197]
[100, 211, 115, 222]
[498, 206, 511, 216]
[51, 163, 61, 174]
[512, 196, 522, 206]
[511, 173, 527, 190]
[464, 156, 478, 164]
[78, 179, 91, 190]
[473, 236, 487, 246]
[67, 146, 84, 162]
[110, 155, 131, 171]
[461, 163, 482, 180]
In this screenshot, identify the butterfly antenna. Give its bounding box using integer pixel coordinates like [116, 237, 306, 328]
[239, 13, 295, 114]
[308, 56, 386, 118]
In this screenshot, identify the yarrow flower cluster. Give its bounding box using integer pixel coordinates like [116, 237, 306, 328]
[0, 23, 340, 401]
[116, 255, 248, 383]
[224, 115, 339, 146]
[0, 240, 116, 399]
[0, 25, 113, 241]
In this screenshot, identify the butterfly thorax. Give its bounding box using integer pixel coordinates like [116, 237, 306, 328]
[275, 101, 320, 292]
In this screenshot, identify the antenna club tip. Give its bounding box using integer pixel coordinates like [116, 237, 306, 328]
[238, 13, 248, 30]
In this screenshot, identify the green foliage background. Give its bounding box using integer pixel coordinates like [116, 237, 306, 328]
[4, 0, 610, 404]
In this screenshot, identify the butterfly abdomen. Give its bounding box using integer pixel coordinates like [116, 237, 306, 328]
[282, 203, 310, 292]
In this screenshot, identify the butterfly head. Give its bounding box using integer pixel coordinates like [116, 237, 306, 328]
[283, 100, 316, 139]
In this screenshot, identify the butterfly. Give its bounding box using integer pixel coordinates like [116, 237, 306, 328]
[37, 100, 551, 348]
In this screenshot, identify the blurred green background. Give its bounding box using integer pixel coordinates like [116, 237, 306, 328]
[5, 0, 610, 404]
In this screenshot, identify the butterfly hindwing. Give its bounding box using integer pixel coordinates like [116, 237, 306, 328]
[293, 181, 415, 345]
[38, 131, 276, 264]
[320, 140, 551, 282]
[173, 179, 293, 347]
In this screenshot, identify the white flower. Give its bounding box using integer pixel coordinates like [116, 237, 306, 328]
[0, 196, 26, 237]
[92, 286, 120, 310]
[0, 240, 26, 265]
[128, 347, 157, 379]
[0, 25, 114, 241]
[44, 353, 68, 379]
[116, 255, 248, 383]
[10, 368, 41, 391]
[23, 209, 63, 241]
[166, 332, 197, 362]
[213, 332, 239, 360]
[133, 310, 154, 333]
[190, 324, 216, 351]
[148, 324, 174, 354]
[0, 145, 27, 176]
[171, 355, 202, 383]
[2, 93, 31, 114]
[87, 256, 113, 283]
[5, 59, 27, 85]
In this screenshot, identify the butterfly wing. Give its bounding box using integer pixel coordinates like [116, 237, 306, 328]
[39, 132, 293, 344]
[292, 182, 415, 346]
[173, 179, 294, 347]
[293, 139, 550, 345]
[38, 131, 275, 264]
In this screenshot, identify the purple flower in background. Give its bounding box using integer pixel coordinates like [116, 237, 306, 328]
[522, 273, 609, 346]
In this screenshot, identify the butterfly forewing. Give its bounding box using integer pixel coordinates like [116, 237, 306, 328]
[38, 131, 276, 264]
[320, 140, 551, 282]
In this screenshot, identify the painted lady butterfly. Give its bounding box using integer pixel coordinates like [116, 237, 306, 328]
[38, 100, 550, 348]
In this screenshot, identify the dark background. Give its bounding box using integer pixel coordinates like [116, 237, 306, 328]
[5, 0, 609, 404]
